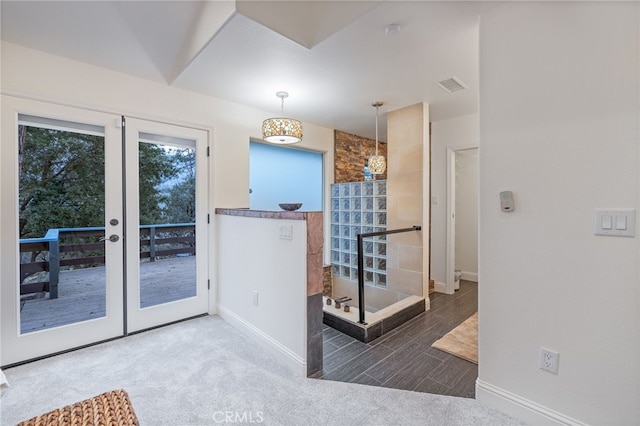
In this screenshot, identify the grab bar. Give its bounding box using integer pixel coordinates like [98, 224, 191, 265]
[356, 225, 422, 324]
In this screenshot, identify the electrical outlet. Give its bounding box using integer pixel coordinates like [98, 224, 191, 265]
[540, 347, 559, 374]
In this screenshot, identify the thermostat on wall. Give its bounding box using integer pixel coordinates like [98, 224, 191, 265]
[500, 191, 515, 212]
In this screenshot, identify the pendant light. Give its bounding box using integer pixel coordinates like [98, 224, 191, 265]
[368, 101, 386, 174]
[262, 91, 303, 144]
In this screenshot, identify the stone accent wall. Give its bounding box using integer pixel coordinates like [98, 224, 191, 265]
[334, 130, 387, 183]
[323, 265, 332, 297]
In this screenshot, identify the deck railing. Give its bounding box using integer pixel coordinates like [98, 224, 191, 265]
[19, 223, 195, 299]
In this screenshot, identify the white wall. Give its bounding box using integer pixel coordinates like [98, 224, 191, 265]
[216, 215, 307, 375]
[477, 2, 639, 425]
[455, 149, 478, 281]
[430, 114, 479, 289]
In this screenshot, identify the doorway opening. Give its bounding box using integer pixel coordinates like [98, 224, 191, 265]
[446, 147, 478, 294]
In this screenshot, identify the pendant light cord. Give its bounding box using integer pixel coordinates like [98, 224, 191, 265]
[375, 104, 379, 155]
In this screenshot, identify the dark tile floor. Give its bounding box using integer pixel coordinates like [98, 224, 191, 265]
[314, 280, 478, 398]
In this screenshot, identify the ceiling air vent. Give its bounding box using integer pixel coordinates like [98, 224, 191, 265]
[436, 76, 467, 94]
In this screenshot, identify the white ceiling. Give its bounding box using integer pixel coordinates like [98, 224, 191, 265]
[0, 1, 501, 141]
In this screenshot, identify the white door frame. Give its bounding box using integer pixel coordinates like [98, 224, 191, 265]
[445, 146, 478, 294]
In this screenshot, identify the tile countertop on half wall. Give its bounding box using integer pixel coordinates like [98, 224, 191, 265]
[215, 208, 314, 220]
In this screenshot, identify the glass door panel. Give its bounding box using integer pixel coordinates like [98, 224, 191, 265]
[138, 140, 197, 308]
[18, 120, 108, 333]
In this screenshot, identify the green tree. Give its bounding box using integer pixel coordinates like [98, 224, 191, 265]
[19, 127, 177, 236]
[162, 148, 195, 224]
[19, 127, 105, 238]
[138, 142, 176, 225]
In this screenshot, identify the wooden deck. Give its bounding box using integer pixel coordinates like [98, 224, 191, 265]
[19, 256, 196, 334]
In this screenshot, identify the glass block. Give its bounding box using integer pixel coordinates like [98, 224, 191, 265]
[374, 230, 386, 241]
[376, 197, 387, 211]
[332, 264, 341, 276]
[363, 181, 374, 196]
[351, 254, 359, 266]
[350, 267, 359, 281]
[363, 197, 374, 210]
[374, 180, 386, 195]
[331, 211, 340, 224]
[341, 226, 350, 238]
[364, 256, 374, 269]
[363, 212, 374, 225]
[375, 273, 387, 288]
[331, 224, 339, 237]
[331, 238, 340, 250]
[362, 226, 373, 234]
[341, 252, 350, 265]
[375, 242, 386, 257]
[351, 212, 361, 224]
[340, 198, 350, 210]
[376, 258, 386, 271]
[364, 270, 374, 285]
[331, 185, 340, 198]
[340, 184, 350, 197]
[351, 197, 361, 210]
[340, 212, 350, 224]
[342, 265, 351, 277]
[375, 212, 386, 226]
[351, 226, 361, 239]
[331, 250, 340, 263]
[350, 182, 362, 196]
[341, 238, 350, 251]
[364, 241, 374, 255]
[331, 198, 340, 210]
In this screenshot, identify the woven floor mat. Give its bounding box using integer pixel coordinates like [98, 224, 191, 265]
[17, 389, 139, 426]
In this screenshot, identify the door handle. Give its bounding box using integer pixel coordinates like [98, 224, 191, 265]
[100, 234, 120, 243]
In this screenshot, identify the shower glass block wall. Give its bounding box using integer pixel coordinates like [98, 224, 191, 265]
[330, 181, 387, 288]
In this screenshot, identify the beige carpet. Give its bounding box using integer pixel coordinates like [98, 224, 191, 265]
[432, 312, 478, 364]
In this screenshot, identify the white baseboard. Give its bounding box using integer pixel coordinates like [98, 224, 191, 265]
[461, 271, 478, 282]
[434, 281, 447, 293]
[476, 379, 588, 426]
[217, 305, 306, 377]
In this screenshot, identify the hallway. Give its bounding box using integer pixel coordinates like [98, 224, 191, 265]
[316, 280, 478, 398]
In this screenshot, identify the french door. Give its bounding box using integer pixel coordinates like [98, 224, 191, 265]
[1, 96, 209, 365]
[124, 118, 209, 333]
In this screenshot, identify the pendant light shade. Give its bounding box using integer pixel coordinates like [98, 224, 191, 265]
[368, 101, 386, 175]
[262, 91, 303, 144]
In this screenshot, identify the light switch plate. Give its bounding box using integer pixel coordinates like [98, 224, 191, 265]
[279, 225, 292, 240]
[595, 209, 635, 237]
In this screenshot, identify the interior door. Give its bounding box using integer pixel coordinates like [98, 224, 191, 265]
[1, 96, 124, 366]
[124, 118, 209, 333]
